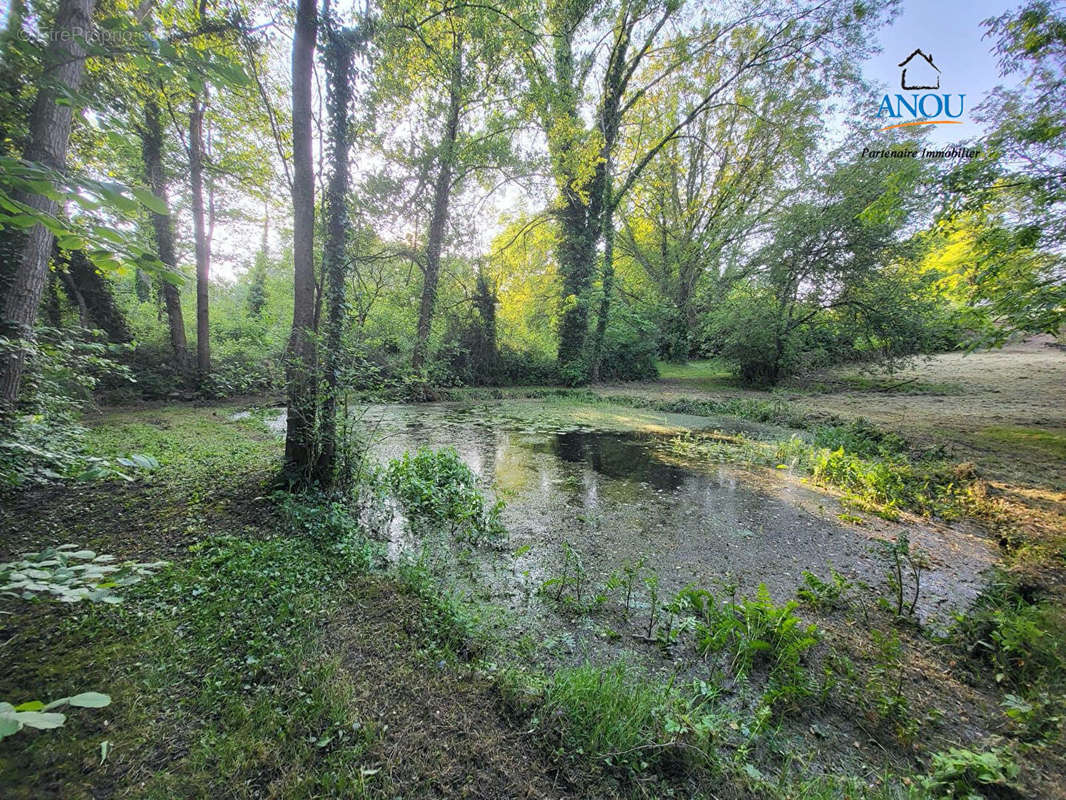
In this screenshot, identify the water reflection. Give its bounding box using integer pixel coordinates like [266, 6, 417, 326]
[354, 404, 995, 624]
[247, 401, 995, 623]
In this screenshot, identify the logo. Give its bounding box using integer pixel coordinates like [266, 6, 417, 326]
[898, 49, 939, 90]
[876, 49, 965, 132]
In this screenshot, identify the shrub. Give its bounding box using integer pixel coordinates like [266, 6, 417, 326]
[703, 285, 799, 386]
[596, 306, 660, 382]
[0, 327, 136, 486]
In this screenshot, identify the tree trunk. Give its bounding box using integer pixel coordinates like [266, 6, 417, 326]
[553, 196, 598, 378]
[189, 93, 210, 381]
[588, 165, 615, 382]
[313, 25, 354, 486]
[472, 267, 497, 382]
[412, 32, 463, 371]
[284, 0, 318, 482]
[0, 0, 95, 410]
[141, 98, 189, 374]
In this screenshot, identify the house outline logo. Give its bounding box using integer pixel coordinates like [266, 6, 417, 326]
[898, 48, 940, 91]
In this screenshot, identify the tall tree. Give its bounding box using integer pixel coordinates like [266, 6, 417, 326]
[0, 0, 96, 409]
[189, 33, 212, 381]
[314, 5, 365, 485]
[943, 0, 1066, 341]
[365, 0, 523, 371]
[284, 0, 319, 481]
[140, 98, 190, 373]
[412, 27, 463, 370]
[615, 81, 821, 358]
[525, 0, 884, 382]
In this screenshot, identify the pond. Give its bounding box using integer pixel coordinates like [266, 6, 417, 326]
[248, 400, 996, 645]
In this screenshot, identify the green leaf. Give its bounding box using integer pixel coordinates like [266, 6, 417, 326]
[15, 711, 66, 730]
[68, 692, 111, 708]
[130, 187, 168, 215]
[0, 713, 22, 739]
[13, 701, 44, 711]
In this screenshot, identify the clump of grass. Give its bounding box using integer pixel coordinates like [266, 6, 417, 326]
[538, 661, 679, 772]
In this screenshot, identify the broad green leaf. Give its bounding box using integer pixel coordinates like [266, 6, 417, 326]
[130, 187, 168, 215]
[0, 713, 22, 739]
[15, 711, 66, 730]
[68, 692, 111, 708]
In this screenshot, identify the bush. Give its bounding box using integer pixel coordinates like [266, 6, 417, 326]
[596, 306, 660, 382]
[0, 327, 134, 486]
[493, 346, 560, 385]
[702, 286, 800, 386]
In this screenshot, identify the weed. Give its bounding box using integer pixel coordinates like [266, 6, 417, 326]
[873, 532, 929, 620]
[921, 747, 1019, 798]
[677, 583, 818, 703]
[539, 540, 589, 607]
[863, 629, 917, 742]
[955, 580, 1066, 691]
[1001, 692, 1062, 743]
[796, 568, 852, 612]
[386, 447, 505, 544]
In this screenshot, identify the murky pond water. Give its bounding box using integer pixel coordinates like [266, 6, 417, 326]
[243, 401, 997, 637]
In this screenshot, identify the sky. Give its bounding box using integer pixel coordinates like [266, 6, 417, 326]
[861, 0, 1019, 144]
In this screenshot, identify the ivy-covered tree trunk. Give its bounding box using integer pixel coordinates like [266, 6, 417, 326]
[554, 197, 599, 377]
[471, 267, 498, 381]
[546, 1, 630, 383]
[313, 20, 355, 486]
[0, 0, 96, 410]
[588, 165, 615, 383]
[284, 0, 318, 482]
[141, 98, 189, 375]
[412, 32, 463, 372]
